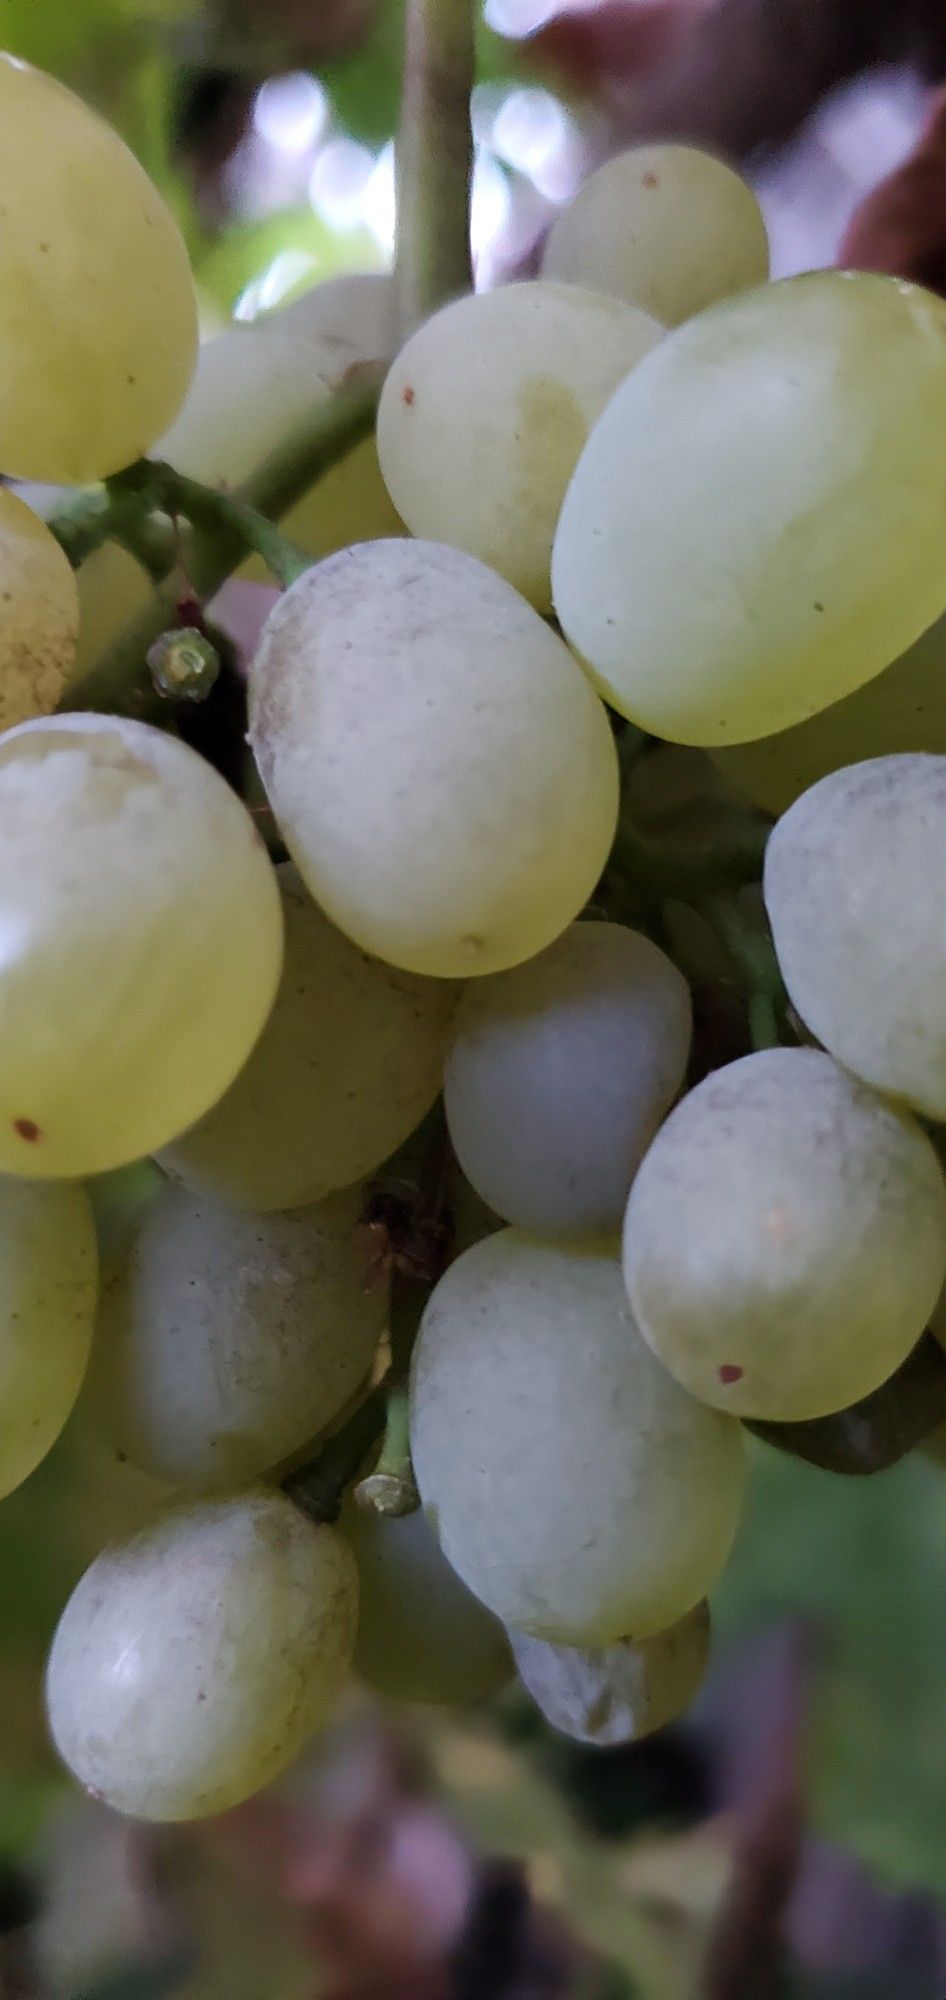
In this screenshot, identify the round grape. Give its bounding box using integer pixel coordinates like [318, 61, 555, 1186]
[342, 1498, 512, 1705]
[509, 1600, 710, 1746]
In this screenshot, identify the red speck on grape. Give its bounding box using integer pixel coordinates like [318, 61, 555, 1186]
[402, 384, 415, 406]
[642, 171, 659, 189]
[13, 1118, 41, 1144]
[718, 1364, 744, 1385]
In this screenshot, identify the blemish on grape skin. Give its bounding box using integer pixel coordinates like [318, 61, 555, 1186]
[13, 1118, 41, 1144]
[402, 384, 415, 406]
[718, 1364, 744, 1385]
[641, 171, 659, 189]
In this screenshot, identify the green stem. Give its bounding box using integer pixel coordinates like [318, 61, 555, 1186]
[703, 892, 787, 1051]
[134, 461, 311, 590]
[354, 1383, 419, 1518]
[395, 0, 475, 334]
[60, 371, 382, 719]
[284, 1375, 390, 1527]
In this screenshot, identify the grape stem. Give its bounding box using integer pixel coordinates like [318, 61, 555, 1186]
[701, 893, 788, 1051]
[115, 458, 312, 591]
[395, 0, 475, 335]
[284, 1375, 391, 1527]
[354, 1383, 419, 1518]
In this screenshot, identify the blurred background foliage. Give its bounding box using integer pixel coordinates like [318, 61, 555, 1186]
[0, 1, 943, 1994]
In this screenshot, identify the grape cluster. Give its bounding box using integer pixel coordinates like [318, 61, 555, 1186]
[0, 56, 944, 1825]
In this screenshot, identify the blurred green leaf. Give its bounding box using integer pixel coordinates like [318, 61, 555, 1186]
[714, 1439, 946, 1895]
[197, 206, 382, 316]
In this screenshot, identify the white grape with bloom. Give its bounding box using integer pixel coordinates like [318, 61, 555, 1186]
[0, 714, 282, 1178]
[0, 490, 79, 728]
[623, 1048, 946, 1422]
[160, 865, 456, 1211]
[266, 270, 397, 363]
[156, 325, 370, 489]
[541, 143, 769, 326]
[410, 1233, 745, 1645]
[46, 1490, 358, 1821]
[712, 613, 946, 816]
[377, 282, 662, 611]
[509, 1601, 710, 1747]
[0, 1178, 98, 1499]
[342, 1497, 512, 1706]
[249, 540, 619, 979]
[764, 755, 946, 1122]
[0, 54, 197, 481]
[88, 1182, 386, 1490]
[553, 272, 946, 745]
[444, 921, 692, 1234]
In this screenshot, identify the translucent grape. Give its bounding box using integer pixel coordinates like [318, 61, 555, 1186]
[711, 614, 946, 816]
[0, 55, 197, 481]
[410, 1233, 744, 1644]
[160, 865, 454, 1211]
[342, 1499, 512, 1705]
[540, 143, 769, 326]
[156, 326, 365, 489]
[509, 1600, 710, 1746]
[0, 490, 78, 729]
[88, 1181, 386, 1489]
[248, 540, 619, 979]
[764, 755, 946, 1120]
[266, 271, 396, 363]
[623, 1048, 946, 1422]
[377, 282, 662, 611]
[46, 1490, 358, 1821]
[552, 272, 946, 746]
[0, 1177, 98, 1499]
[0, 714, 282, 1179]
[444, 921, 691, 1234]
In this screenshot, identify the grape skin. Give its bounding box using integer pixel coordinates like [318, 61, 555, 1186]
[711, 614, 946, 816]
[552, 272, 946, 746]
[248, 540, 619, 979]
[0, 55, 197, 482]
[509, 1601, 710, 1747]
[342, 1499, 512, 1706]
[0, 1177, 98, 1499]
[540, 143, 769, 326]
[377, 282, 662, 611]
[623, 1048, 946, 1422]
[444, 921, 692, 1234]
[160, 865, 456, 1212]
[156, 325, 369, 489]
[87, 1181, 387, 1490]
[410, 1233, 745, 1645]
[0, 491, 79, 729]
[0, 714, 283, 1179]
[45, 1490, 358, 1821]
[764, 756, 946, 1122]
[265, 270, 396, 363]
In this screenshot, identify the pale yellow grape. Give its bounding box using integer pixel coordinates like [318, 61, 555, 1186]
[509, 1601, 710, 1746]
[0, 714, 282, 1178]
[764, 756, 946, 1120]
[249, 540, 619, 978]
[552, 272, 946, 746]
[46, 1490, 357, 1821]
[267, 271, 396, 364]
[712, 614, 946, 816]
[541, 143, 769, 326]
[156, 325, 364, 488]
[342, 1498, 512, 1705]
[11, 484, 153, 693]
[0, 490, 78, 727]
[377, 282, 662, 610]
[241, 436, 404, 583]
[623, 1049, 946, 1421]
[89, 1182, 386, 1489]
[410, 1233, 744, 1644]
[0, 1177, 98, 1499]
[160, 865, 454, 1211]
[0, 55, 197, 481]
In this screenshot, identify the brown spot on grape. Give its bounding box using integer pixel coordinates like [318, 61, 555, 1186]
[402, 384, 415, 406]
[642, 171, 659, 189]
[718, 1364, 744, 1385]
[13, 1118, 41, 1144]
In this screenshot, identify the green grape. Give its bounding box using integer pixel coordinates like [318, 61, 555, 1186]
[156, 325, 364, 488]
[88, 1181, 386, 1489]
[712, 614, 946, 815]
[248, 540, 619, 979]
[509, 1600, 710, 1746]
[0, 714, 282, 1179]
[45, 1489, 358, 1821]
[444, 922, 692, 1234]
[0, 1177, 98, 1499]
[341, 1497, 512, 1705]
[240, 435, 404, 583]
[0, 55, 197, 482]
[159, 865, 455, 1211]
[765, 755, 946, 1120]
[376, 282, 662, 611]
[623, 1048, 946, 1422]
[0, 490, 78, 728]
[552, 272, 946, 746]
[540, 143, 769, 326]
[410, 1233, 744, 1644]
[266, 270, 396, 363]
